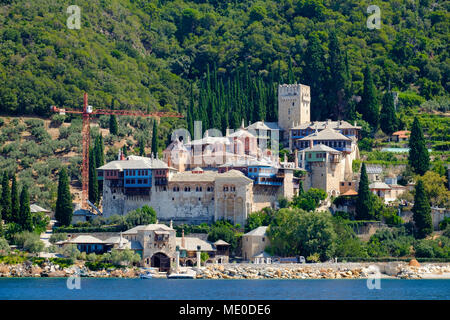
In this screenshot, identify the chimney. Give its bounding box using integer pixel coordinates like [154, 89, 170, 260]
[181, 229, 185, 248]
[169, 220, 173, 229]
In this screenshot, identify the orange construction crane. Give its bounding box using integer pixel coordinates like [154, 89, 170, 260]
[51, 92, 183, 210]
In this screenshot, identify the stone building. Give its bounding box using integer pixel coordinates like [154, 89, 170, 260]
[242, 226, 270, 262]
[98, 155, 296, 225]
[122, 223, 229, 270]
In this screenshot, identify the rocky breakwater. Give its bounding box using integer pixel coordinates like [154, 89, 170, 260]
[0, 261, 142, 278]
[195, 264, 367, 280]
[195, 262, 450, 280]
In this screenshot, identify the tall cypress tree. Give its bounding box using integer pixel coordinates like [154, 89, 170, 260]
[1, 172, 11, 223]
[412, 180, 433, 239]
[408, 117, 429, 175]
[380, 91, 398, 135]
[11, 174, 19, 223]
[94, 135, 104, 168]
[359, 65, 379, 129]
[109, 114, 118, 135]
[303, 33, 327, 120]
[19, 185, 32, 232]
[151, 120, 158, 157]
[356, 163, 375, 220]
[327, 31, 348, 120]
[55, 167, 73, 226]
[88, 146, 99, 204]
[138, 138, 145, 156]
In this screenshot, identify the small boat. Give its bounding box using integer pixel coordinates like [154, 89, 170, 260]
[167, 269, 196, 279]
[167, 273, 195, 279]
[140, 272, 153, 279]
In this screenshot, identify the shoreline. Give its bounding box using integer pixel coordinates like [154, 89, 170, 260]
[1, 261, 450, 280]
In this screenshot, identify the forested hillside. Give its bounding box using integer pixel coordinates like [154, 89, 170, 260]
[0, 0, 448, 122]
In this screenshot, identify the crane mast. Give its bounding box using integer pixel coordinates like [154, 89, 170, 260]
[51, 92, 183, 210]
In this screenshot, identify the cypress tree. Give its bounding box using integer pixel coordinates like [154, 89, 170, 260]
[408, 117, 429, 175]
[122, 145, 128, 157]
[327, 31, 348, 120]
[109, 114, 118, 135]
[380, 91, 398, 135]
[151, 121, 158, 157]
[19, 185, 32, 232]
[11, 174, 19, 223]
[55, 167, 73, 226]
[94, 135, 104, 168]
[287, 57, 295, 84]
[88, 146, 99, 203]
[359, 65, 379, 129]
[356, 163, 374, 220]
[303, 33, 327, 120]
[412, 180, 433, 239]
[1, 172, 11, 223]
[138, 137, 146, 156]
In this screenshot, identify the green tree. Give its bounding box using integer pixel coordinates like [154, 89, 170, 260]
[380, 91, 398, 135]
[408, 117, 430, 175]
[207, 220, 239, 252]
[412, 180, 433, 239]
[356, 163, 375, 220]
[10, 174, 19, 224]
[19, 185, 32, 232]
[151, 121, 158, 157]
[1, 172, 11, 223]
[124, 205, 157, 229]
[327, 31, 348, 119]
[359, 65, 379, 128]
[55, 167, 73, 226]
[88, 146, 99, 204]
[109, 115, 118, 135]
[0, 237, 10, 255]
[267, 209, 336, 261]
[303, 33, 328, 119]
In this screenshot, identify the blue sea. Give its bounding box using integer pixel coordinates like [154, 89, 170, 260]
[0, 278, 449, 300]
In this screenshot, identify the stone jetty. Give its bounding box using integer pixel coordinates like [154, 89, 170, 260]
[1, 261, 450, 279]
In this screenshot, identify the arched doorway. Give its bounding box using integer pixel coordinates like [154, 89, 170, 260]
[151, 252, 170, 272]
[186, 259, 194, 267]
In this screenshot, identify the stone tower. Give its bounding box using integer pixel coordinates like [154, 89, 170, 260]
[278, 83, 311, 139]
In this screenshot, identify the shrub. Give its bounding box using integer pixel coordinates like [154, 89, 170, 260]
[0, 237, 10, 255]
[124, 205, 157, 229]
[307, 253, 320, 263]
[49, 233, 68, 244]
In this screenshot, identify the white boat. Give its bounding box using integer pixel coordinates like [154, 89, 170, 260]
[167, 269, 196, 279]
[140, 272, 153, 279]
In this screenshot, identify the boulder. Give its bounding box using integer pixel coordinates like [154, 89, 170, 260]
[409, 259, 420, 267]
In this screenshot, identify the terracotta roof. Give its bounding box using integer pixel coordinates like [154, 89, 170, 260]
[341, 189, 358, 196]
[392, 130, 410, 137]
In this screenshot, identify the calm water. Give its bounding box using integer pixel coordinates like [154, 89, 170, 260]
[1, 278, 449, 300]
